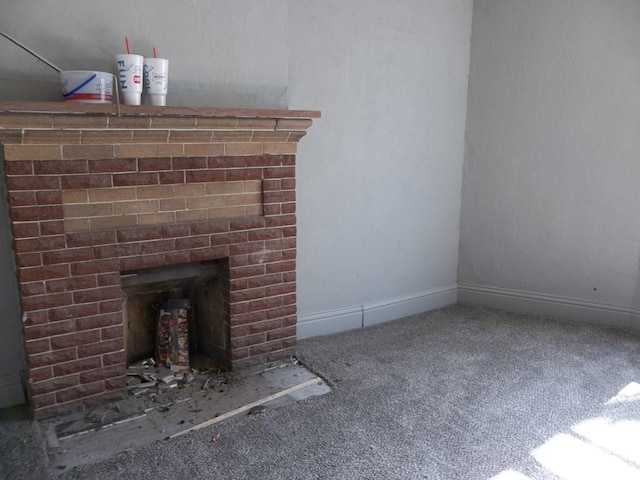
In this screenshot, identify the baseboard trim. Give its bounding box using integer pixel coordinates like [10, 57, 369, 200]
[458, 282, 634, 329]
[297, 306, 363, 339]
[363, 283, 458, 327]
[298, 283, 458, 339]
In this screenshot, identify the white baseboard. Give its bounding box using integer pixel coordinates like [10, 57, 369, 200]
[458, 282, 635, 329]
[297, 283, 458, 339]
[363, 283, 458, 327]
[297, 306, 363, 339]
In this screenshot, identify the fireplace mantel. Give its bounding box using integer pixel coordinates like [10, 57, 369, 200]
[0, 100, 319, 418]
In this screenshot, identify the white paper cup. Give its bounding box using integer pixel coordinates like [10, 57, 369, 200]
[144, 58, 169, 106]
[116, 54, 144, 105]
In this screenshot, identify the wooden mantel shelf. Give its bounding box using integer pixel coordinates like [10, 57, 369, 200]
[0, 100, 321, 120]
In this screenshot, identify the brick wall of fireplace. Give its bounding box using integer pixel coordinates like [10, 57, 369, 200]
[0, 101, 318, 418]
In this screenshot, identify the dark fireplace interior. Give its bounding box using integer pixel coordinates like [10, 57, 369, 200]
[121, 261, 227, 369]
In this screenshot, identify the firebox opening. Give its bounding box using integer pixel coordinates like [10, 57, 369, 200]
[121, 261, 228, 370]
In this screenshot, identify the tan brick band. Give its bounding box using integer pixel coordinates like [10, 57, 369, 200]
[62, 180, 263, 233]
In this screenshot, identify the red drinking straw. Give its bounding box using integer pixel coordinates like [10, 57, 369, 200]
[153, 46, 157, 58]
[125, 36, 130, 54]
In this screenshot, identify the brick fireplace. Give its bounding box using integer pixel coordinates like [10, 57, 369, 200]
[0, 100, 319, 418]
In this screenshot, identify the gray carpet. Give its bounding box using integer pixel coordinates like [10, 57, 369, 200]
[2, 304, 640, 479]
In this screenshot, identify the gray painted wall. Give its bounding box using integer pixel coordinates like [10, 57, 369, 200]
[0, 0, 473, 405]
[460, 1, 640, 321]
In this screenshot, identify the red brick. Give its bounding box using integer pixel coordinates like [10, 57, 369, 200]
[66, 230, 117, 247]
[247, 296, 283, 313]
[8, 191, 36, 207]
[28, 347, 77, 369]
[159, 171, 185, 184]
[80, 365, 124, 384]
[29, 366, 53, 383]
[164, 251, 191, 264]
[53, 356, 102, 377]
[42, 247, 94, 265]
[25, 319, 75, 340]
[22, 292, 72, 311]
[55, 381, 105, 404]
[14, 235, 66, 254]
[34, 160, 87, 175]
[31, 393, 55, 409]
[46, 275, 97, 294]
[190, 221, 231, 235]
[51, 330, 101, 350]
[231, 265, 266, 279]
[49, 303, 99, 322]
[18, 264, 70, 284]
[266, 325, 296, 342]
[76, 313, 122, 331]
[137, 239, 174, 255]
[61, 174, 111, 189]
[119, 253, 165, 271]
[24, 311, 48, 326]
[113, 172, 158, 186]
[99, 299, 122, 314]
[267, 305, 297, 318]
[209, 157, 246, 168]
[264, 167, 295, 179]
[245, 156, 283, 167]
[230, 333, 266, 349]
[88, 158, 137, 173]
[245, 273, 283, 289]
[265, 215, 296, 227]
[78, 338, 122, 358]
[172, 157, 207, 169]
[245, 319, 282, 335]
[161, 224, 190, 238]
[283, 271, 296, 283]
[70, 258, 118, 276]
[17, 253, 42, 268]
[100, 325, 123, 341]
[282, 315, 297, 327]
[73, 286, 122, 304]
[225, 168, 263, 181]
[282, 155, 295, 165]
[230, 347, 249, 361]
[5, 160, 34, 175]
[281, 293, 296, 306]
[211, 231, 248, 245]
[266, 260, 296, 274]
[229, 241, 265, 256]
[281, 178, 296, 190]
[139, 158, 172, 171]
[40, 220, 65, 236]
[189, 246, 229, 262]
[229, 217, 266, 231]
[175, 236, 210, 250]
[21, 281, 46, 297]
[230, 288, 265, 303]
[102, 350, 126, 366]
[36, 191, 63, 205]
[262, 179, 281, 191]
[7, 175, 60, 191]
[249, 340, 283, 357]
[283, 227, 297, 238]
[230, 310, 269, 326]
[25, 338, 51, 355]
[97, 272, 120, 287]
[247, 229, 282, 242]
[185, 170, 226, 183]
[117, 226, 163, 243]
[11, 205, 63, 222]
[31, 375, 79, 395]
[282, 203, 296, 214]
[263, 204, 282, 215]
[265, 283, 296, 297]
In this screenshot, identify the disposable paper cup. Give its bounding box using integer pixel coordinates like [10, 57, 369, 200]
[116, 54, 144, 105]
[144, 58, 169, 106]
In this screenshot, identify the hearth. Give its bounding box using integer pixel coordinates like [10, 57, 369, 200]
[0, 101, 319, 418]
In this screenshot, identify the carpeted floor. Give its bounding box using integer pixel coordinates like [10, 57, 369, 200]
[2, 304, 640, 479]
